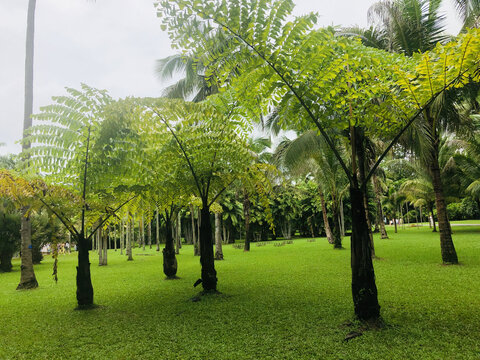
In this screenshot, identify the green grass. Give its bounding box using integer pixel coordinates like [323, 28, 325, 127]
[1, 225, 480, 359]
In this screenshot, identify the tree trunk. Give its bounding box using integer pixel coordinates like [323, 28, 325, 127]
[393, 210, 398, 233]
[148, 218, 152, 249]
[426, 111, 458, 263]
[199, 203, 217, 291]
[194, 207, 201, 256]
[243, 192, 253, 252]
[372, 175, 388, 239]
[98, 225, 103, 266]
[356, 128, 375, 259]
[190, 205, 197, 249]
[350, 126, 380, 321]
[215, 213, 224, 260]
[430, 153, 458, 263]
[431, 211, 437, 232]
[340, 197, 345, 237]
[156, 209, 160, 252]
[331, 199, 343, 249]
[102, 228, 108, 266]
[163, 212, 177, 278]
[120, 219, 124, 255]
[114, 224, 117, 251]
[177, 211, 182, 250]
[76, 233, 94, 307]
[17, 206, 38, 290]
[141, 215, 145, 251]
[126, 217, 133, 261]
[350, 186, 381, 321]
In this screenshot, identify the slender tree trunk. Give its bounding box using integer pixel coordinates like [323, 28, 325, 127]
[431, 151, 457, 262]
[350, 126, 380, 321]
[114, 224, 117, 251]
[393, 211, 398, 233]
[146, 218, 150, 249]
[308, 216, 315, 238]
[426, 111, 458, 264]
[215, 213, 224, 260]
[76, 233, 94, 307]
[163, 212, 177, 278]
[331, 198, 343, 249]
[103, 227, 108, 265]
[156, 209, 160, 251]
[222, 222, 227, 244]
[373, 175, 388, 239]
[199, 203, 217, 291]
[194, 207, 201, 256]
[243, 192, 253, 252]
[431, 211, 437, 232]
[177, 211, 182, 250]
[190, 205, 197, 249]
[120, 219, 124, 255]
[141, 215, 145, 251]
[17, 206, 38, 290]
[98, 225, 103, 266]
[340, 197, 345, 237]
[126, 217, 133, 261]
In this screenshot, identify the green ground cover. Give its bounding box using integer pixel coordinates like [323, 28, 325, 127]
[1, 224, 480, 359]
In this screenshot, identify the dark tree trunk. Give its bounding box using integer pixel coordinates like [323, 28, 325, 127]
[350, 186, 381, 321]
[373, 175, 388, 239]
[199, 203, 217, 291]
[431, 211, 437, 232]
[393, 211, 398, 233]
[356, 129, 375, 259]
[350, 126, 380, 321]
[331, 199, 343, 249]
[17, 206, 38, 290]
[308, 216, 315, 238]
[243, 192, 253, 252]
[162, 213, 177, 278]
[76, 233, 94, 307]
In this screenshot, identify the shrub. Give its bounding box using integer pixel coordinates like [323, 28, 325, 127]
[0, 212, 21, 272]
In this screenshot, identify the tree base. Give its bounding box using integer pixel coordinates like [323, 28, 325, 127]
[165, 275, 180, 280]
[16, 279, 38, 290]
[74, 304, 100, 311]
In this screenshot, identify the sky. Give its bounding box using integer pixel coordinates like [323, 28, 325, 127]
[0, 0, 462, 155]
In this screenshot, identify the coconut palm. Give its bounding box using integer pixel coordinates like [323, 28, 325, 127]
[365, 0, 463, 264]
[454, 0, 480, 28]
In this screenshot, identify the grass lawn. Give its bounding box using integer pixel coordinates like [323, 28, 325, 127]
[1, 225, 480, 359]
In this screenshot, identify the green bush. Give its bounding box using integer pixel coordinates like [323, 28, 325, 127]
[0, 213, 21, 272]
[447, 197, 480, 220]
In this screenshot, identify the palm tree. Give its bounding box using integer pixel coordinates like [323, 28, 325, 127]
[17, 0, 38, 290]
[368, 0, 448, 55]
[156, 54, 217, 102]
[454, 0, 480, 28]
[366, 0, 460, 264]
[278, 131, 349, 249]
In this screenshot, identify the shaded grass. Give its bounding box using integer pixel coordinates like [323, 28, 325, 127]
[1, 224, 480, 359]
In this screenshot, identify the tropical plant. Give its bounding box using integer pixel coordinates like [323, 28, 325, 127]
[156, 0, 480, 321]
[137, 96, 254, 291]
[22, 85, 138, 307]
